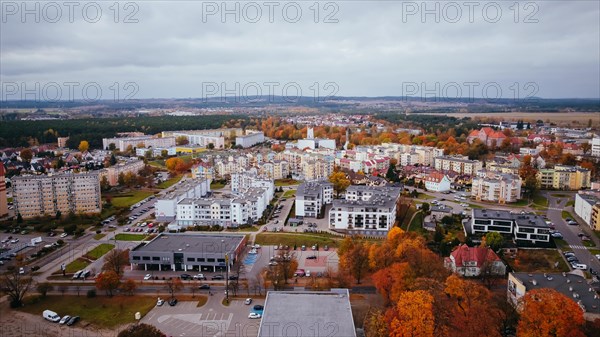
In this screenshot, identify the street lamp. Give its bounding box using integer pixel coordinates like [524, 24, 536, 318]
[225, 254, 229, 303]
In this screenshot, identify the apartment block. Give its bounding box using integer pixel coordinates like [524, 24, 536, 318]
[536, 165, 591, 190]
[102, 135, 176, 152]
[466, 209, 551, 245]
[434, 155, 483, 175]
[191, 162, 215, 181]
[329, 185, 402, 233]
[471, 170, 522, 204]
[296, 180, 333, 218]
[574, 192, 600, 231]
[592, 137, 600, 157]
[12, 171, 102, 219]
[155, 179, 211, 222]
[101, 159, 145, 186]
[0, 164, 7, 217]
[236, 131, 265, 148]
[231, 173, 274, 200]
[163, 130, 225, 149]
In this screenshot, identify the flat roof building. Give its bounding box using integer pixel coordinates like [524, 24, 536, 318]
[129, 233, 246, 273]
[467, 209, 551, 245]
[258, 289, 356, 337]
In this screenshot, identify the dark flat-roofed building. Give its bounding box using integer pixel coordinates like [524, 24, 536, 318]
[258, 289, 356, 337]
[129, 233, 246, 273]
[467, 209, 550, 245]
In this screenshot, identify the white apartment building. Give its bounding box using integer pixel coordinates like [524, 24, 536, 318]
[100, 159, 145, 186]
[236, 131, 265, 148]
[13, 171, 102, 219]
[164, 131, 225, 149]
[329, 185, 402, 234]
[295, 180, 334, 218]
[574, 192, 600, 229]
[471, 170, 522, 204]
[231, 173, 274, 200]
[102, 135, 176, 152]
[434, 155, 483, 175]
[155, 179, 211, 221]
[592, 137, 600, 157]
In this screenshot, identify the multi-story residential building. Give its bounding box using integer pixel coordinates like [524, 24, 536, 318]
[466, 209, 551, 245]
[329, 185, 402, 234]
[155, 179, 211, 222]
[444, 244, 506, 277]
[135, 147, 177, 157]
[100, 159, 145, 186]
[434, 155, 483, 175]
[592, 137, 600, 157]
[0, 164, 8, 217]
[236, 131, 265, 148]
[231, 173, 274, 200]
[574, 192, 600, 231]
[57, 137, 69, 148]
[424, 172, 452, 192]
[191, 162, 215, 181]
[536, 165, 591, 190]
[12, 171, 102, 219]
[162, 130, 225, 149]
[296, 180, 333, 218]
[471, 170, 522, 204]
[102, 135, 176, 152]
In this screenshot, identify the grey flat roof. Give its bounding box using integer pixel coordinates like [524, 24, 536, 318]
[132, 233, 244, 254]
[473, 209, 549, 229]
[511, 272, 600, 315]
[258, 289, 356, 337]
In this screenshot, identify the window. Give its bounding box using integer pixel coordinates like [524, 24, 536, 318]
[152, 257, 160, 261]
[187, 257, 195, 262]
[207, 258, 215, 262]
[217, 258, 225, 262]
[142, 256, 150, 260]
[133, 256, 140, 260]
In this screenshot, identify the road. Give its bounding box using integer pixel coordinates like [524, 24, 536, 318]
[545, 193, 600, 275]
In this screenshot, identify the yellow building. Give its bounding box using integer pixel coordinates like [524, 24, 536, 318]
[175, 146, 206, 154]
[536, 165, 590, 190]
[592, 204, 600, 231]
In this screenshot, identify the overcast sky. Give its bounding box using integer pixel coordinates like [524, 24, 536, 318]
[1, 1, 599, 100]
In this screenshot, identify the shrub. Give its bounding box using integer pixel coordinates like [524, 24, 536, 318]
[87, 289, 96, 298]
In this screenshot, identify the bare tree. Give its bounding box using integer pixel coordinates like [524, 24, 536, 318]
[102, 249, 129, 276]
[165, 278, 183, 299]
[190, 281, 199, 298]
[1, 267, 34, 307]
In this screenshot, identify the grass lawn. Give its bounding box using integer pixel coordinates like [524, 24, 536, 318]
[511, 199, 530, 207]
[64, 258, 90, 273]
[583, 240, 596, 248]
[275, 178, 299, 186]
[553, 238, 570, 250]
[504, 248, 569, 273]
[148, 159, 166, 168]
[225, 226, 259, 232]
[18, 295, 156, 329]
[93, 233, 107, 240]
[157, 175, 183, 189]
[84, 243, 115, 260]
[114, 233, 148, 241]
[588, 248, 600, 255]
[467, 203, 484, 209]
[416, 193, 435, 200]
[255, 233, 341, 248]
[282, 190, 296, 198]
[196, 296, 208, 307]
[551, 193, 570, 197]
[210, 181, 226, 189]
[532, 193, 548, 208]
[566, 200, 574, 207]
[110, 191, 154, 208]
[562, 211, 575, 219]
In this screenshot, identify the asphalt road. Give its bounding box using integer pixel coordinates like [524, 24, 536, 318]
[545, 194, 600, 275]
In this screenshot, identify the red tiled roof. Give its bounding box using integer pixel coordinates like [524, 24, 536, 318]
[425, 172, 446, 183]
[450, 244, 501, 268]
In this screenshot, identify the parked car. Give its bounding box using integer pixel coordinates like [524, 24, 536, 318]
[228, 275, 238, 280]
[10, 238, 19, 243]
[144, 274, 152, 280]
[66, 316, 80, 326]
[211, 275, 224, 280]
[248, 312, 261, 319]
[43, 310, 61, 322]
[294, 269, 305, 277]
[180, 274, 192, 280]
[253, 304, 264, 311]
[193, 273, 206, 280]
[306, 255, 317, 260]
[199, 284, 210, 290]
[168, 298, 178, 306]
[156, 298, 165, 306]
[244, 298, 253, 305]
[60, 233, 68, 238]
[59, 315, 71, 325]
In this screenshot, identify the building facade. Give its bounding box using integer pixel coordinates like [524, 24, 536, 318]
[164, 131, 225, 149]
[101, 159, 145, 186]
[471, 170, 522, 204]
[434, 155, 483, 175]
[295, 180, 333, 218]
[236, 131, 265, 148]
[591, 137, 600, 157]
[574, 192, 600, 231]
[155, 179, 211, 222]
[444, 244, 506, 277]
[424, 172, 452, 192]
[537, 165, 591, 190]
[12, 171, 102, 219]
[102, 135, 176, 152]
[467, 209, 551, 245]
[0, 164, 7, 217]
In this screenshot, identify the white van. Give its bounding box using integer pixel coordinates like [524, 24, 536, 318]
[43, 310, 61, 322]
[574, 264, 587, 270]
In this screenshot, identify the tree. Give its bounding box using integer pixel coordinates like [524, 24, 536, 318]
[95, 270, 121, 297]
[161, 149, 168, 158]
[102, 249, 129, 276]
[207, 143, 215, 150]
[518, 288, 585, 337]
[483, 232, 504, 252]
[389, 290, 435, 337]
[338, 237, 370, 284]
[117, 323, 166, 337]
[519, 155, 538, 200]
[36, 282, 53, 297]
[0, 267, 34, 307]
[364, 308, 388, 337]
[100, 175, 110, 191]
[175, 136, 189, 145]
[78, 140, 89, 153]
[581, 142, 591, 155]
[328, 170, 351, 197]
[165, 278, 183, 299]
[20, 148, 33, 163]
[110, 153, 117, 165]
[120, 279, 137, 295]
[118, 172, 125, 186]
[108, 143, 116, 151]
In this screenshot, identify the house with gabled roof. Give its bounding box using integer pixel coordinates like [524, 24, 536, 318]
[444, 244, 506, 277]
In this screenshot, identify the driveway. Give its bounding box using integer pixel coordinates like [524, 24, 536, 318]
[142, 296, 262, 337]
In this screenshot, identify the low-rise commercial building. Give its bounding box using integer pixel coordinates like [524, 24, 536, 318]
[129, 233, 246, 272]
[258, 289, 356, 337]
[236, 131, 265, 148]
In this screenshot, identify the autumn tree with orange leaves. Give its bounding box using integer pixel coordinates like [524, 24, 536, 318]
[518, 288, 585, 337]
[389, 290, 435, 337]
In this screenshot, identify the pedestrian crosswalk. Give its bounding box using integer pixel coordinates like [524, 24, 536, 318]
[569, 245, 588, 250]
[548, 207, 563, 211]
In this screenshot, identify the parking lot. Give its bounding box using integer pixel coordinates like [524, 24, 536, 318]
[142, 296, 263, 337]
[0, 233, 64, 270]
